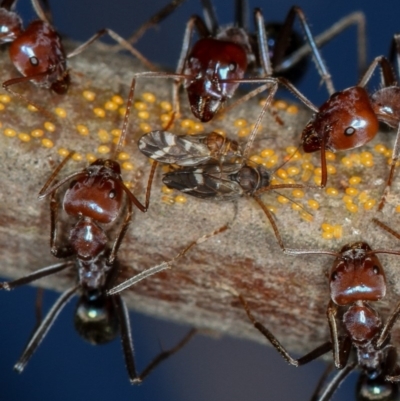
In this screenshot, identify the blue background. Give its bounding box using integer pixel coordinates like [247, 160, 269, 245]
[1, 1, 399, 400]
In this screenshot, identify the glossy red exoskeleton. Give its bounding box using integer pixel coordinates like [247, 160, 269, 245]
[0, 0, 184, 97]
[235, 241, 400, 401]
[284, 32, 400, 208]
[129, 1, 365, 122]
[0, 86, 195, 383]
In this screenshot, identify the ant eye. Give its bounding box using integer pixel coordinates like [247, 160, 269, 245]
[108, 190, 116, 199]
[373, 265, 380, 274]
[29, 56, 39, 66]
[229, 63, 236, 72]
[331, 271, 338, 281]
[344, 127, 356, 136]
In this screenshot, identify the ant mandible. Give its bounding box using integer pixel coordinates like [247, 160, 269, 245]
[0, 83, 196, 383]
[232, 241, 400, 401]
[0, 0, 184, 99]
[129, 2, 365, 122]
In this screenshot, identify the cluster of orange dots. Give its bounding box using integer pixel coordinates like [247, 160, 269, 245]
[2, 86, 400, 241]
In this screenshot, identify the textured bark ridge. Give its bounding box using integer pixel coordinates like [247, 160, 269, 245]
[1, 41, 400, 357]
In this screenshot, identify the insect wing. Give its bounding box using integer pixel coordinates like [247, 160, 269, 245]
[138, 131, 212, 166]
[163, 163, 243, 200]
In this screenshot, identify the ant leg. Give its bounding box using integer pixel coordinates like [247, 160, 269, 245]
[49, 192, 74, 258]
[319, 130, 328, 188]
[384, 347, 400, 382]
[67, 29, 157, 71]
[253, 8, 273, 76]
[38, 152, 76, 198]
[252, 196, 286, 251]
[273, 6, 335, 95]
[31, 0, 53, 25]
[107, 201, 133, 266]
[113, 294, 195, 384]
[327, 300, 352, 368]
[3, 71, 59, 122]
[201, 0, 219, 35]
[358, 56, 396, 88]
[311, 362, 356, 401]
[0, 261, 75, 291]
[379, 122, 400, 210]
[124, 0, 187, 46]
[14, 285, 79, 373]
[34, 288, 44, 328]
[237, 294, 331, 366]
[376, 299, 400, 348]
[310, 363, 335, 401]
[120, 160, 157, 213]
[108, 224, 229, 295]
[278, 12, 366, 79]
[133, 329, 196, 383]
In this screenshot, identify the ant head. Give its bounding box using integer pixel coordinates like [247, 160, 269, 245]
[8, 20, 68, 91]
[0, 8, 22, 43]
[63, 159, 124, 224]
[185, 38, 247, 122]
[302, 87, 379, 153]
[329, 242, 386, 306]
[232, 164, 270, 195]
[356, 373, 400, 401]
[75, 290, 119, 345]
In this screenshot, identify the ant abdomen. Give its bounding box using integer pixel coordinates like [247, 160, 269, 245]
[357, 374, 400, 401]
[75, 292, 119, 345]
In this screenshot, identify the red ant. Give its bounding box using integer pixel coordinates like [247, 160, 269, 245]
[0, 86, 196, 383]
[274, 30, 400, 207]
[0, 0, 184, 101]
[231, 241, 400, 401]
[128, 2, 366, 122]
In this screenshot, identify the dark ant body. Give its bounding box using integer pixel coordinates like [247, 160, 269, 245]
[0, 0, 184, 97]
[130, 1, 365, 122]
[234, 242, 400, 401]
[0, 86, 195, 383]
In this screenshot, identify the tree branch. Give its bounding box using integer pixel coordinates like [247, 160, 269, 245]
[1, 41, 400, 359]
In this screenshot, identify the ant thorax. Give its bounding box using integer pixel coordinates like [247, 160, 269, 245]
[371, 86, 400, 127]
[343, 303, 382, 344]
[0, 8, 22, 42]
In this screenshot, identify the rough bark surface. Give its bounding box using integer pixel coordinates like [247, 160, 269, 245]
[1, 41, 400, 357]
